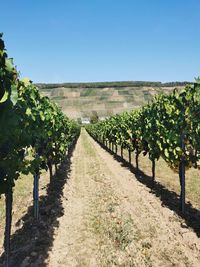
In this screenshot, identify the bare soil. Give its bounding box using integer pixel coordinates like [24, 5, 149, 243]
[45, 129, 200, 267]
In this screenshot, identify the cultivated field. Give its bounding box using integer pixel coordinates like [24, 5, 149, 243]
[1, 129, 200, 266]
[39, 84, 183, 119]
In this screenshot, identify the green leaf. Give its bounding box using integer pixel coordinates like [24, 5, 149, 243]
[0, 90, 9, 103]
[164, 149, 169, 158]
[25, 107, 32, 116]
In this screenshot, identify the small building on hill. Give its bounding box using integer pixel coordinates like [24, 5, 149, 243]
[81, 117, 90, 124]
[99, 116, 109, 121]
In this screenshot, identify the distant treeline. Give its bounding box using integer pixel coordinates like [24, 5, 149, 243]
[36, 81, 193, 89]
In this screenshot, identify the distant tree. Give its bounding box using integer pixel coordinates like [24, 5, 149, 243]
[107, 109, 113, 117]
[90, 110, 99, 124]
[195, 76, 200, 83]
[77, 117, 82, 124]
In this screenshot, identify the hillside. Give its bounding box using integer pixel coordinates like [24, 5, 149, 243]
[38, 82, 189, 119]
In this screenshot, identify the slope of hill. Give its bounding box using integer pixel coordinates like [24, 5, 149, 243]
[38, 81, 188, 119]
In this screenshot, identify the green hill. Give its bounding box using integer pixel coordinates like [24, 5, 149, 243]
[38, 81, 189, 119]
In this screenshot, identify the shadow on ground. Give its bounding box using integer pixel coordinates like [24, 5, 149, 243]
[0, 138, 78, 267]
[94, 138, 200, 238]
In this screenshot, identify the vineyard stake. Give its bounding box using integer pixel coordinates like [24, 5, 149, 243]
[48, 160, 53, 183]
[4, 188, 13, 267]
[179, 134, 186, 213]
[136, 147, 139, 170]
[33, 153, 40, 220]
[128, 149, 131, 164]
[55, 164, 58, 174]
[152, 159, 155, 181]
[121, 146, 123, 159]
[33, 172, 39, 220]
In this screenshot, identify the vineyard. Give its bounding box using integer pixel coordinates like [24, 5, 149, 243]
[87, 83, 200, 212]
[0, 33, 200, 267]
[0, 34, 80, 266]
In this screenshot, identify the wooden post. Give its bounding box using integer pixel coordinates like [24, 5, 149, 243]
[136, 147, 139, 170]
[121, 146, 123, 159]
[4, 188, 13, 267]
[152, 159, 155, 181]
[128, 149, 131, 164]
[179, 134, 186, 213]
[55, 164, 58, 174]
[115, 144, 118, 155]
[48, 160, 53, 183]
[33, 172, 39, 220]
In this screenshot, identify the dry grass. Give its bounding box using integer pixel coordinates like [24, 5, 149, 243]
[120, 147, 200, 207]
[90, 188, 141, 267]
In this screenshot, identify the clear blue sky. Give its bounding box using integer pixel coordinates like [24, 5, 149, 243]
[1, 0, 200, 83]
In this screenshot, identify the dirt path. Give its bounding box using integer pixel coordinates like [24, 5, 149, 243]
[46, 129, 200, 267]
